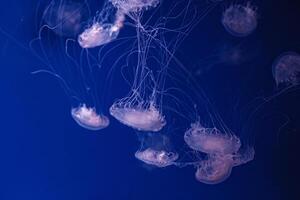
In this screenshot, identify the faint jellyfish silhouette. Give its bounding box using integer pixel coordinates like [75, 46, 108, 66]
[71, 104, 110, 130]
[135, 148, 178, 167]
[109, 0, 160, 13]
[272, 52, 300, 86]
[184, 122, 241, 155]
[43, 1, 89, 37]
[195, 154, 234, 184]
[78, 2, 125, 48]
[222, 2, 257, 37]
[195, 147, 255, 184]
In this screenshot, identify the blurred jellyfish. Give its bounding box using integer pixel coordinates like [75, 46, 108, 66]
[195, 154, 234, 184]
[71, 104, 110, 130]
[184, 122, 241, 155]
[195, 146, 254, 184]
[43, 1, 89, 37]
[272, 52, 300, 86]
[135, 148, 178, 167]
[222, 2, 257, 37]
[109, 0, 159, 13]
[78, 2, 125, 48]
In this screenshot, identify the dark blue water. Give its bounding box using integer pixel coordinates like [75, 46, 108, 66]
[0, 0, 299, 200]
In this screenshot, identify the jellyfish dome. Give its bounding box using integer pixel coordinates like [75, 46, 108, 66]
[109, 103, 166, 132]
[109, 0, 159, 13]
[195, 154, 234, 184]
[71, 104, 110, 130]
[78, 22, 121, 48]
[272, 52, 300, 86]
[184, 123, 241, 154]
[135, 148, 178, 167]
[222, 3, 257, 37]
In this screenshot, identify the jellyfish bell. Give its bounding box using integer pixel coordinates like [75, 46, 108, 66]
[272, 51, 300, 86]
[195, 154, 234, 184]
[222, 2, 257, 37]
[78, 22, 121, 48]
[135, 148, 178, 168]
[71, 104, 110, 131]
[42, 1, 89, 37]
[78, 2, 125, 48]
[184, 122, 241, 155]
[110, 102, 166, 132]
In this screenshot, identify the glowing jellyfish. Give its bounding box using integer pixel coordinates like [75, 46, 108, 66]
[184, 122, 241, 155]
[222, 3, 257, 37]
[272, 52, 300, 86]
[195, 154, 234, 184]
[78, 3, 125, 48]
[109, 0, 159, 13]
[71, 104, 110, 130]
[195, 147, 254, 184]
[43, 1, 88, 37]
[110, 102, 166, 132]
[135, 148, 178, 167]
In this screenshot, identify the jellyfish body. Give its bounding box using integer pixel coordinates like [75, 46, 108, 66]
[272, 52, 300, 86]
[78, 22, 121, 48]
[195, 147, 255, 184]
[43, 1, 88, 37]
[195, 154, 234, 184]
[222, 3, 257, 37]
[109, 103, 166, 132]
[135, 148, 178, 167]
[184, 123, 241, 155]
[109, 0, 159, 13]
[78, 2, 125, 48]
[71, 104, 110, 130]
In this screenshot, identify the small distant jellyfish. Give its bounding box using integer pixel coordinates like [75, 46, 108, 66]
[109, 103, 166, 132]
[195, 154, 234, 184]
[135, 148, 178, 167]
[184, 123, 241, 155]
[71, 104, 110, 130]
[272, 52, 300, 86]
[222, 3, 257, 37]
[43, 1, 88, 37]
[109, 0, 160, 13]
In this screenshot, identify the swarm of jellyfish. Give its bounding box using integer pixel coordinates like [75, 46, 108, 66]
[31, 0, 300, 186]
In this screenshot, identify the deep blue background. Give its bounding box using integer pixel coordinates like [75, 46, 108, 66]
[0, 0, 299, 200]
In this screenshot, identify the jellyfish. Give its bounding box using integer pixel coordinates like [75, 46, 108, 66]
[135, 133, 178, 167]
[184, 122, 241, 155]
[71, 104, 110, 130]
[78, 2, 125, 48]
[135, 148, 178, 167]
[110, 101, 166, 132]
[272, 51, 300, 86]
[222, 2, 257, 37]
[109, 0, 159, 13]
[195, 154, 234, 184]
[31, 2, 111, 131]
[194, 147, 255, 184]
[43, 0, 89, 37]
